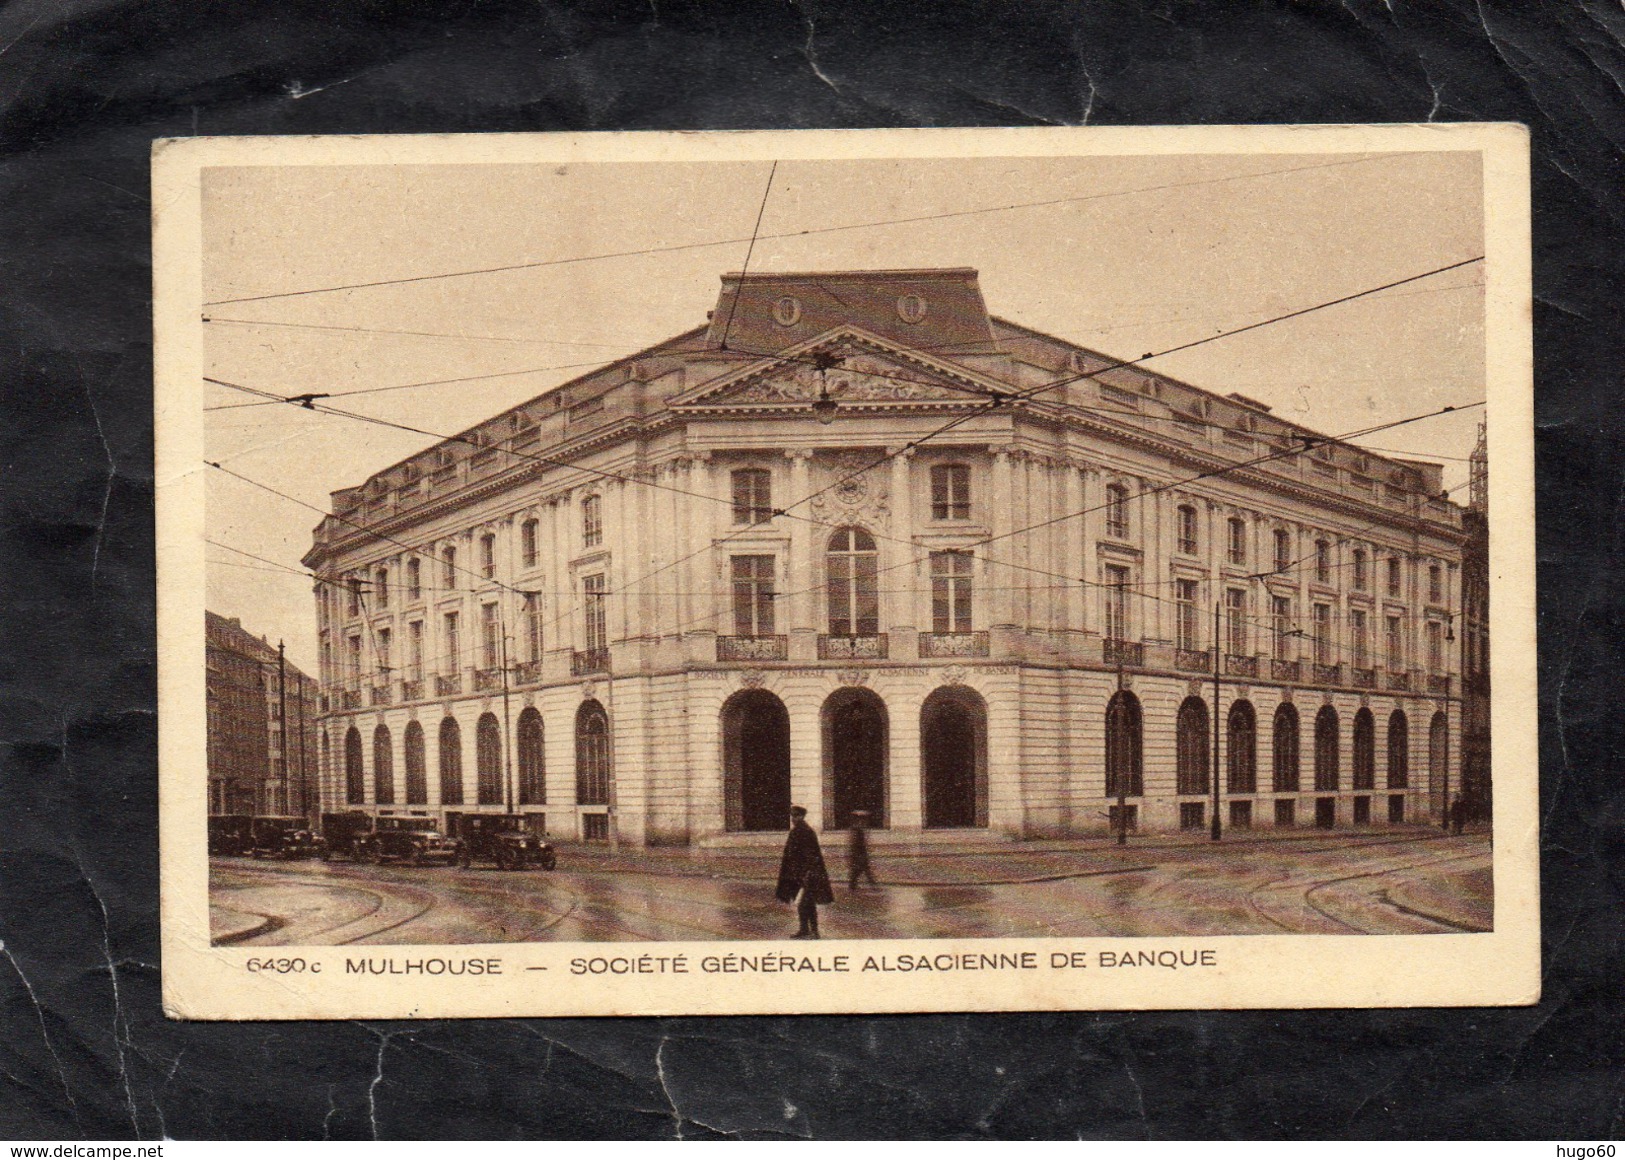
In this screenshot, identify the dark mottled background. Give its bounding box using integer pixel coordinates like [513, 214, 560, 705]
[1, 0, 1621, 1140]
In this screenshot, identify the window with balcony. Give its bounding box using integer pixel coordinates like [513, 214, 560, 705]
[521, 519, 538, 568]
[375, 568, 389, 609]
[1227, 517, 1246, 565]
[1314, 539, 1331, 584]
[408, 620, 423, 682]
[930, 550, 974, 633]
[524, 593, 544, 663]
[1352, 549, 1367, 591]
[1386, 614, 1404, 670]
[1175, 578, 1199, 651]
[347, 576, 361, 617]
[442, 612, 460, 674]
[1351, 609, 1369, 668]
[375, 627, 391, 681]
[1177, 504, 1198, 555]
[1273, 528, 1292, 573]
[930, 464, 971, 521]
[441, 546, 457, 590]
[1312, 603, 1332, 665]
[480, 533, 496, 580]
[1105, 484, 1130, 538]
[480, 603, 500, 671]
[406, 557, 421, 601]
[1387, 556, 1402, 597]
[582, 494, 603, 548]
[1226, 587, 1247, 655]
[826, 527, 878, 637]
[347, 635, 361, 686]
[731, 555, 776, 638]
[731, 469, 773, 526]
[1267, 591, 1293, 656]
[583, 573, 607, 652]
[1103, 564, 1131, 644]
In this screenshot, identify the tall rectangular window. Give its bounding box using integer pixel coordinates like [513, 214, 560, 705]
[1105, 485, 1129, 538]
[731, 469, 773, 526]
[1315, 540, 1331, 584]
[1387, 556, 1402, 597]
[408, 620, 424, 681]
[376, 627, 391, 680]
[582, 495, 603, 548]
[1273, 529, 1292, 572]
[1386, 614, 1404, 670]
[480, 533, 496, 580]
[442, 612, 460, 675]
[480, 602, 499, 671]
[1427, 620, 1444, 672]
[1226, 588, 1247, 655]
[375, 568, 389, 609]
[1175, 578, 1199, 651]
[583, 573, 607, 652]
[1429, 564, 1443, 604]
[1227, 517, 1247, 565]
[407, 557, 421, 601]
[521, 519, 538, 568]
[731, 555, 776, 637]
[1177, 504, 1198, 555]
[1351, 609, 1369, 668]
[930, 550, 974, 633]
[1272, 595, 1293, 659]
[1352, 549, 1367, 591]
[930, 464, 971, 520]
[826, 528, 879, 637]
[442, 546, 457, 589]
[525, 593, 544, 662]
[1312, 603, 1332, 665]
[1103, 565, 1130, 641]
[347, 635, 361, 685]
[347, 577, 361, 617]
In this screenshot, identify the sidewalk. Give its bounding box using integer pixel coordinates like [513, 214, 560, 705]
[546, 824, 1484, 889]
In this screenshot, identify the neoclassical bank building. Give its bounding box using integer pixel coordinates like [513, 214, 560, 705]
[305, 269, 1468, 845]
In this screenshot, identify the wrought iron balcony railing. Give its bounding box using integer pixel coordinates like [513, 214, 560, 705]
[572, 647, 611, 676]
[1270, 658, 1301, 682]
[1103, 638, 1144, 667]
[1351, 667, 1376, 689]
[817, 634, 888, 660]
[400, 679, 424, 702]
[1426, 674, 1450, 695]
[513, 660, 544, 685]
[919, 631, 989, 658]
[1385, 670, 1412, 692]
[473, 668, 503, 692]
[341, 689, 362, 710]
[1175, 647, 1212, 673]
[1225, 654, 1259, 678]
[717, 635, 789, 662]
[1313, 662, 1343, 686]
[434, 673, 462, 697]
[369, 684, 392, 706]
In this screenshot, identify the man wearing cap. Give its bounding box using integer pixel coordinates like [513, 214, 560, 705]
[775, 806, 834, 939]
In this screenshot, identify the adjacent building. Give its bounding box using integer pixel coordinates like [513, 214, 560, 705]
[206, 610, 320, 817]
[304, 269, 1470, 844]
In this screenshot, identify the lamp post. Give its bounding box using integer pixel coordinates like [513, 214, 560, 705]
[1211, 600, 1222, 842]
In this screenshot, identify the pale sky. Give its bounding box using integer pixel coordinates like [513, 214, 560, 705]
[202, 150, 1486, 672]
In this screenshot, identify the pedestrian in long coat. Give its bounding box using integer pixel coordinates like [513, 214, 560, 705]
[776, 806, 834, 938]
[847, 809, 877, 890]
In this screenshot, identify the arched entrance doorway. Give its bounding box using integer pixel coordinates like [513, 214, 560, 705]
[722, 689, 792, 832]
[921, 686, 987, 828]
[822, 687, 887, 829]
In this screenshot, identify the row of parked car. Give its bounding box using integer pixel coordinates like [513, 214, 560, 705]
[208, 813, 557, 871]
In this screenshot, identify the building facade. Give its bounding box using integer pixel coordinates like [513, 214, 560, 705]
[305, 269, 1469, 844]
[206, 610, 320, 817]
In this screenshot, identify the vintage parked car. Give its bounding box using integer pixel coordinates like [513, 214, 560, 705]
[319, 812, 375, 862]
[456, 815, 556, 871]
[208, 814, 254, 857]
[248, 816, 324, 860]
[365, 816, 461, 866]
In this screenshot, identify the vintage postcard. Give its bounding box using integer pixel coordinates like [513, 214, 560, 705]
[155, 124, 1536, 1019]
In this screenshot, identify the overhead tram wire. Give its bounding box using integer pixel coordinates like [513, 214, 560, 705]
[203, 155, 1391, 307]
[203, 360, 618, 412]
[716, 161, 778, 354]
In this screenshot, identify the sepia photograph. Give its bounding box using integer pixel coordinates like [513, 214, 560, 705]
[155, 125, 1536, 1018]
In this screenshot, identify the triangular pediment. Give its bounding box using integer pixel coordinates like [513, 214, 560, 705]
[670, 327, 1006, 410]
